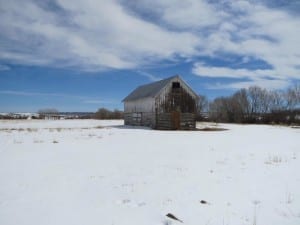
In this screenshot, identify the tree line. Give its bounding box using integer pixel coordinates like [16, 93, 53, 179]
[94, 108, 124, 119]
[35, 84, 299, 124]
[94, 84, 300, 124]
[35, 108, 123, 119]
[197, 84, 300, 124]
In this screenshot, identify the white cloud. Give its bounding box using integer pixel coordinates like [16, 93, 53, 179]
[191, 0, 300, 89]
[136, 71, 161, 82]
[0, 0, 199, 70]
[192, 63, 276, 79]
[0, 0, 299, 89]
[207, 79, 290, 90]
[192, 63, 291, 90]
[152, 0, 222, 29]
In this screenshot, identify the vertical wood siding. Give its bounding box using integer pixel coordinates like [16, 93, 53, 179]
[155, 113, 195, 130]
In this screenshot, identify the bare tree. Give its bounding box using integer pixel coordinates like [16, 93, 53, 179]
[247, 86, 261, 115]
[196, 95, 208, 120]
[208, 84, 300, 124]
[285, 83, 300, 110]
[269, 90, 285, 112]
[112, 109, 124, 119]
[94, 108, 124, 119]
[231, 88, 250, 122]
[94, 108, 111, 119]
[209, 97, 231, 122]
[247, 86, 270, 115]
[197, 95, 208, 113]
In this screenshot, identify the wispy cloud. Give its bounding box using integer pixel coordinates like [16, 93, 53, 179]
[137, 71, 161, 82]
[192, 63, 277, 79]
[0, 90, 120, 106]
[0, 90, 58, 97]
[206, 79, 290, 90]
[0, 65, 10, 71]
[0, 90, 88, 99]
[192, 62, 292, 90]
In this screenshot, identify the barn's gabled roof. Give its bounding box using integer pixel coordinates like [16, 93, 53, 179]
[123, 75, 198, 102]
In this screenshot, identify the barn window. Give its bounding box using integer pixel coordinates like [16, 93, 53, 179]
[132, 112, 142, 122]
[172, 82, 180, 89]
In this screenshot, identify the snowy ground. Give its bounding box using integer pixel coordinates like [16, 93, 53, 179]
[0, 119, 299, 225]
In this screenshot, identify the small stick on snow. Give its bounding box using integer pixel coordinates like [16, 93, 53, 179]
[166, 213, 183, 223]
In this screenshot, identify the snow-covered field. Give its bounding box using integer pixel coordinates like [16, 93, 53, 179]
[0, 119, 299, 225]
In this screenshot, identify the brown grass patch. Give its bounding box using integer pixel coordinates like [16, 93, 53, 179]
[197, 127, 228, 131]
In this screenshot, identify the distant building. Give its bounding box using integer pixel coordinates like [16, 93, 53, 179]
[123, 75, 198, 130]
[39, 112, 62, 120]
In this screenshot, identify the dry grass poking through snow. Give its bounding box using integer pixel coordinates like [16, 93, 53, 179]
[197, 127, 228, 131]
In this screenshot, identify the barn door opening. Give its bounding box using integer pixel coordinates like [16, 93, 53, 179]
[171, 111, 180, 130]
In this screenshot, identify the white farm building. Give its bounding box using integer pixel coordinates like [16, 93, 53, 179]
[123, 75, 199, 130]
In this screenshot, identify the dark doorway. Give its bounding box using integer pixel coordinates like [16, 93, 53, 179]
[171, 111, 181, 130]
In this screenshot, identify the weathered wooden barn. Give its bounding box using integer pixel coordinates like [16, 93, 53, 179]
[123, 75, 198, 130]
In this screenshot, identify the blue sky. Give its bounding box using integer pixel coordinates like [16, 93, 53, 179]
[0, 0, 299, 112]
